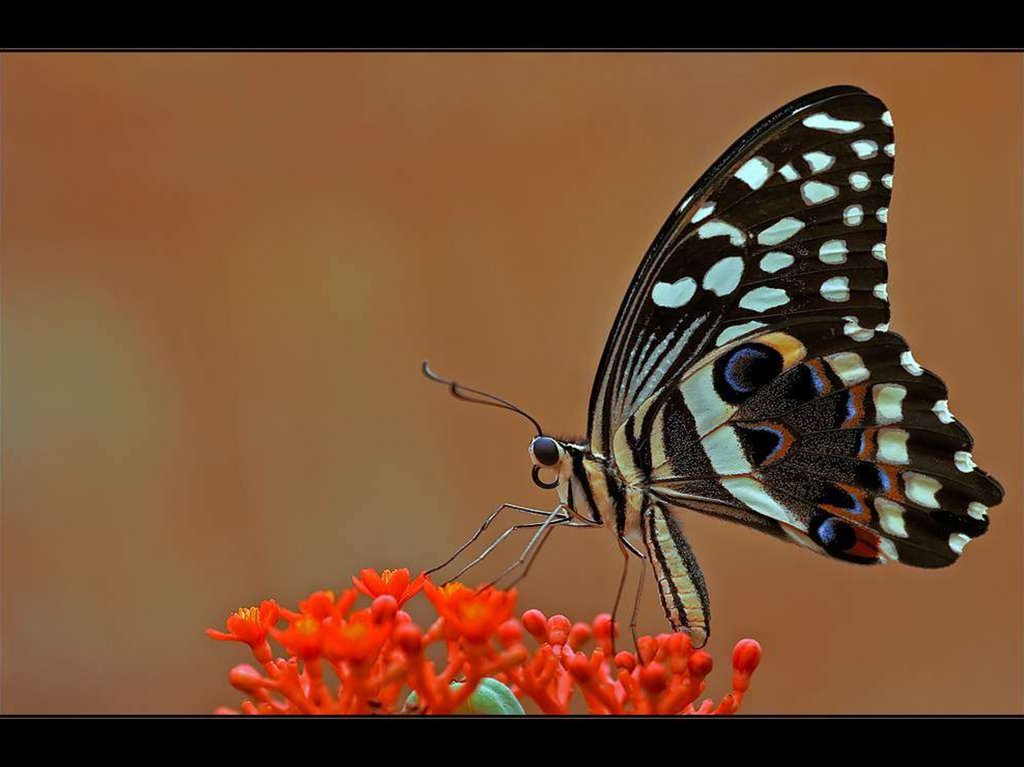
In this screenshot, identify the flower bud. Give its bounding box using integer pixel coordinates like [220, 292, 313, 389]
[522, 609, 547, 638]
[614, 651, 637, 671]
[547, 614, 572, 646]
[394, 623, 423, 655]
[688, 650, 714, 679]
[229, 664, 266, 693]
[732, 638, 762, 675]
[639, 662, 668, 695]
[568, 653, 594, 682]
[498, 619, 523, 648]
[371, 594, 398, 623]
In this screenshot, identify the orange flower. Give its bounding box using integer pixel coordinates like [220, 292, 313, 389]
[209, 569, 764, 715]
[424, 581, 517, 644]
[324, 608, 391, 664]
[280, 589, 358, 622]
[206, 600, 279, 648]
[272, 614, 325, 661]
[352, 568, 426, 607]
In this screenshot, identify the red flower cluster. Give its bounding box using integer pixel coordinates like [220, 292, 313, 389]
[208, 568, 762, 715]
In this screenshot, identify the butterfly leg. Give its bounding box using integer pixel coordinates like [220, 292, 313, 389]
[629, 557, 647, 656]
[608, 537, 647, 657]
[426, 503, 560, 575]
[483, 505, 596, 589]
[608, 547, 630, 658]
[641, 499, 711, 649]
[447, 507, 573, 583]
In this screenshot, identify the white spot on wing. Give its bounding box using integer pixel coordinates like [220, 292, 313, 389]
[698, 219, 746, 246]
[873, 283, 889, 301]
[968, 502, 988, 521]
[652, 277, 697, 308]
[949, 533, 971, 555]
[954, 451, 976, 473]
[778, 163, 800, 182]
[759, 251, 794, 273]
[872, 383, 906, 424]
[801, 180, 839, 205]
[849, 171, 870, 191]
[715, 320, 766, 347]
[842, 316, 874, 342]
[851, 140, 878, 159]
[802, 112, 864, 133]
[802, 151, 835, 173]
[875, 498, 908, 538]
[739, 286, 790, 311]
[904, 472, 941, 509]
[933, 400, 955, 424]
[901, 351, 923, 376]
[878, 428, 910, 465]
[882, 173, 893, 189]
[876, 207, 889, 223]
[702, 256, 744, 296]
[692, 202, 716, 224]
[820, 276, 850, 302]
[881, 110, 893, 127]
[843, 205, 864, 226]
[872, 242, 887, 261]
[819, 239, 848, 264]
[878, 538, 899, 562]
[825, 351, 869, 385]
[735, 157, 773, 190]
[884, 143, 895, 157]
[757, 217, 805, 246]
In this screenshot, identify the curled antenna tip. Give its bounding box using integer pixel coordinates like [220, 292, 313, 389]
[421, 360, 450, 385]
[419, 359, 544, 436]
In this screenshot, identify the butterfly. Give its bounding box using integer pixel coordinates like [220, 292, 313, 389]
[425, 85, 1003, 649]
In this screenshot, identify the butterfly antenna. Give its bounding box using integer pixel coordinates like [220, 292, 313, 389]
[422, 361, 544, 436]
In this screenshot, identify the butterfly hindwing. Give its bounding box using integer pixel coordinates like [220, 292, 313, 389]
[631, 319, 1002, 568]
[589, 86, 894, 458]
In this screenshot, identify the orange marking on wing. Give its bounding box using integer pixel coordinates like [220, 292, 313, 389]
[843, 385, 868, 428]
[857, 428, 876, 460]
[806, 359, 835, 396]
[822, 483, 872, 524]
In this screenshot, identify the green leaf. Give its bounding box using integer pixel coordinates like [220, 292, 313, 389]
[403, 677, 525, 715]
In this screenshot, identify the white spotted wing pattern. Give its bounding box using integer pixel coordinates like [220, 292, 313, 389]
[584, 86, 1002, 639]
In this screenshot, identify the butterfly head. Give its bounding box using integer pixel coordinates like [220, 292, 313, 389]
[422, 362, 564, 490]
[529, 435, 568, 489]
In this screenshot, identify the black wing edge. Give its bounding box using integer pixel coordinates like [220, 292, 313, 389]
[586, 85, 873, 448]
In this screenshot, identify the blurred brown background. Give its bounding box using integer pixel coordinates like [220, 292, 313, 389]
[2, 53, 1021, 714]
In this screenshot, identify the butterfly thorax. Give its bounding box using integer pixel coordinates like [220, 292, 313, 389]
[552, 442, 648, 552]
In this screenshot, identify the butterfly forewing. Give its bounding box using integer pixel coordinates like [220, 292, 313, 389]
[589, 86, 894, 458]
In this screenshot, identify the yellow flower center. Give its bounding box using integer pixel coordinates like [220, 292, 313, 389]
[441, 582, 465, 599]
[461, 602, 488, 621]
[380, 569, 397, 583]
[342, 622, 368, 640]
[296, 617, 320, 635]
[234, 606, 260, 623]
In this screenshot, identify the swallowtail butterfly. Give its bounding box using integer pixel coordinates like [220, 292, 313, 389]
[426, 85, 1003, 649]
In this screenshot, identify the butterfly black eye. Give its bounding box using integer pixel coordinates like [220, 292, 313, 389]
[531, 436, 561, 466]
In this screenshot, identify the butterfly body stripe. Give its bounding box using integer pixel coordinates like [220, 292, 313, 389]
[642, 498, 711, 648]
